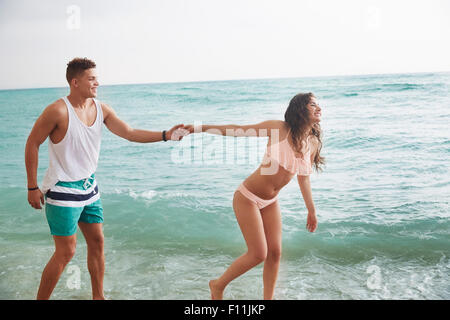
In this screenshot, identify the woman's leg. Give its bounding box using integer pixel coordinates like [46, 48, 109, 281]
[260, 200, 282, 300]
[209, 190, 267, 300]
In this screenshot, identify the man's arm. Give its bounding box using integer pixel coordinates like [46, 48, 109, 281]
[102, 103, 184, 142]
[25, 103, 62, 209]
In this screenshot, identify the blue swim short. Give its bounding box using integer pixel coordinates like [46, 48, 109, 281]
[45, 174, 103, 236]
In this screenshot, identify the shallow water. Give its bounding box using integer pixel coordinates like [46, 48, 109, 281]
[1, 72, 449, 299]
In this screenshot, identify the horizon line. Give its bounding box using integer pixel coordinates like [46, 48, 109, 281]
[1, 70, 449, 92]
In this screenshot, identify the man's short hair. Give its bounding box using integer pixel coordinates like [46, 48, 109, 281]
[66, 57, 96, 84]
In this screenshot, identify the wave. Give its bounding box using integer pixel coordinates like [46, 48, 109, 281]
[381, 83, 424, 91]
[321, 91, 362, 99]
[1, 185, 448, 272]
[325, 135, 382, 149]
[178, 87, 202, 91]
[90, 190, 450, 258]
[321, 82, 444, 99]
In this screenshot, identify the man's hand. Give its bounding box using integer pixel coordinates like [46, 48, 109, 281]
[28, 189, 45, 210]
[306, 211, 317, 233]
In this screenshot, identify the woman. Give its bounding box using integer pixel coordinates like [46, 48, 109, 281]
[185, 92, 325, 300]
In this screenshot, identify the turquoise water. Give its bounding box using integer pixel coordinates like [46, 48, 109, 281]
[0, 73, 449, 299]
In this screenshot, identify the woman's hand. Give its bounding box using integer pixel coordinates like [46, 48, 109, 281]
[306, 211, 317, 233]
[183, 124, 196, 134]
[166, 124, 190, 141]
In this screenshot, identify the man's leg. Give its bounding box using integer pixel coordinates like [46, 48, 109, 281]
[78, 221, 105, 300]
[37, 234, 77, 300]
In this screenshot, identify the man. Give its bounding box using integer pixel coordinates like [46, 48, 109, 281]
[25, 57, 185, 300]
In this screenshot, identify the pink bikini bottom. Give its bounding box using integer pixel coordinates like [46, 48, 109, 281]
[236, 183, 278, 210]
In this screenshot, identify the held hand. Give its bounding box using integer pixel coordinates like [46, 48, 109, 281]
[167, 124, 190, 141]
[306, 212, 317, 233]
[183, 124, 195, 134]
[28, 189, 44, 210]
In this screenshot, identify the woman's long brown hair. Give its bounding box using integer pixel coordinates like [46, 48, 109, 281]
[284, 92, 325, 172]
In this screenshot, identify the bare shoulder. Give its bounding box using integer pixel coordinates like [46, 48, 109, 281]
[259, 120, 287, 133]
[265, 120, 286, 129]
[258, 120, 289, 140]
[252, 120, 287, 138]
[42, 99, 67, 121]
[28, 99, 67, 140]
[100, 101, 115, 119]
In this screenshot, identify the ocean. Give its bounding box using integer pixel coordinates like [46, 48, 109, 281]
[0, 72, 449, 299]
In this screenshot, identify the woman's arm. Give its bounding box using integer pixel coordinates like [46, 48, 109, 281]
[184, 120, 284, 137]
[297, 139, 319, 232]
[297, 175, 317, 233]
[297, 175, 316, 214]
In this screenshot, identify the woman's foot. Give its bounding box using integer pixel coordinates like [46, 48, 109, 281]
[209, 279, 224, 300]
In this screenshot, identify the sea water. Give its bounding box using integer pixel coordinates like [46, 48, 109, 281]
[0, 72, 449, 299]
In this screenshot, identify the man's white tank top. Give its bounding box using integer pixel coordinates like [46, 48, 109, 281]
[41, 96, 103, 193]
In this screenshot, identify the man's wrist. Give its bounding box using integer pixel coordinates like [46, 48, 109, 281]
[28, 186, 39, 191]
[162, 130, 167, 142]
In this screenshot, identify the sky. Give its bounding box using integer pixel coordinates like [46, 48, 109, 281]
[1, 0, 450, 89]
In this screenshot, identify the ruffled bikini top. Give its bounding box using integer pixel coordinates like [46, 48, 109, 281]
[261, 130, 313, 176]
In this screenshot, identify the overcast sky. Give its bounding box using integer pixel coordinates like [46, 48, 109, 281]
[1, 0, 450, 89]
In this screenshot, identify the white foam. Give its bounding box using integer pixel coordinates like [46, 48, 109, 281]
[129, 190, 158, 200]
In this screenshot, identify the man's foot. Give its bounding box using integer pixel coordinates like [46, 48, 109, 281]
[209, 279, 224, 300]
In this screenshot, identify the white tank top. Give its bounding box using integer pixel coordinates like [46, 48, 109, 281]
[41, 96, 103, 193]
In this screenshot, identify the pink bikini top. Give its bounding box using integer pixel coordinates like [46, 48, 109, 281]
[262, 130, 313, 176]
